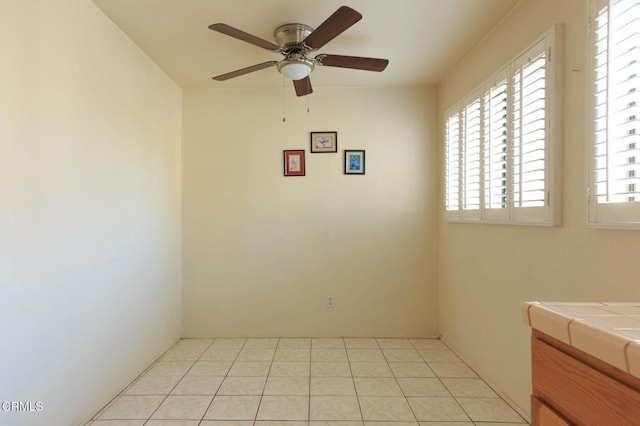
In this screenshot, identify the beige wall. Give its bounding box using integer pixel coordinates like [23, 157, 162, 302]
[182, 86, 439, 337]
[0, 1, 182, 424]
[11, 0, 640, 423]
[438, 0, 640, 419]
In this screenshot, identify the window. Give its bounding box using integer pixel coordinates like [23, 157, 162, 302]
[588, 0, 640, 226]
[444, 27, 562, 225]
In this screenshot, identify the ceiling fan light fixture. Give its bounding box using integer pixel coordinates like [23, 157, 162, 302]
[277, 56, 315, 80]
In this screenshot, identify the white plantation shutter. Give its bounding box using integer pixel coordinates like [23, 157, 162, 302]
[444, 27, 560, 225]
[588, 0, 640, 225]
[445, 109, 461, 216]
[483, 71, 510, 220]
[462, 94, 482, 218]
[512, 39, 550, 222]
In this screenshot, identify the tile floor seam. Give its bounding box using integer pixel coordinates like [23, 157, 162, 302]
[345, 339, 365, 422]
[110, 355, 187, 420]
[196, 338, 223, 423]
[254, 338, 279, 421]
[152, 338, 214, 423]
[204, 337, 248, 422]
[307, 338, 312, 422]
[89, 338, 185, 422]
[422, 349, 460, 398]
[389, 339, 420, 422]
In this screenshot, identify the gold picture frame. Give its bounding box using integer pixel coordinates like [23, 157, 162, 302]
[310, 131, 338, 153]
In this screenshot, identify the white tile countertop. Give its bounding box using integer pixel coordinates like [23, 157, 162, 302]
[522, 302, 640, 379]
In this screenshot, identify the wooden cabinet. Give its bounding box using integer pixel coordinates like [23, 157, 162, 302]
[531, 330, 640, 425]
[532, 397, 570, 426]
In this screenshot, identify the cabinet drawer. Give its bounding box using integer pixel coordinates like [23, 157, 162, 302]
[532, 337, 640, 425]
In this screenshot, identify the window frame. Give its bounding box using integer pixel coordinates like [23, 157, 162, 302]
[444, 25, 563, 226]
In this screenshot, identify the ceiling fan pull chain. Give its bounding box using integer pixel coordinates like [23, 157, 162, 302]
[282, 75, 286, 123]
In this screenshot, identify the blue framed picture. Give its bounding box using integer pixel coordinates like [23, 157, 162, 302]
[344, 150, 365, 175]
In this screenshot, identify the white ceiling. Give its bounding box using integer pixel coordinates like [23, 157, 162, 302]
[91, 0, 519, 90]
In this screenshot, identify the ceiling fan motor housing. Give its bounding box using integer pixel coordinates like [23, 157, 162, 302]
[274, 23, 314, 49]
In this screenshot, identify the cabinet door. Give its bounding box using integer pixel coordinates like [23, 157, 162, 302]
[532, 397, 571, 426]
[532, 337, 640, 425]
[539, 405, 570, 426]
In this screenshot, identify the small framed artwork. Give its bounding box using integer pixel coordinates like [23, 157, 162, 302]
[344, 150, 365, 175]
[310, 131, 338, 153]
[283, 150, 305, 176]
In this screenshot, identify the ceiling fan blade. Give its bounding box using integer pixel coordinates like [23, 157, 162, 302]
[212, 61, 278, 81]
[303, 6, 362, 49]
[209, 23, 280, 51]
[318, 54, 389, 72]
[293, 76, 313, 97]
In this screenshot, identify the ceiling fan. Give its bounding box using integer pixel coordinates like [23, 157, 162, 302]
[209, 6, 389, 96]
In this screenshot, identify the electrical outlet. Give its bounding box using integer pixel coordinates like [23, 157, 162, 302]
[326, 295, 335, 308]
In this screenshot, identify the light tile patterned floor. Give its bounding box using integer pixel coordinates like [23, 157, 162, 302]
[87, 338, 527, 425]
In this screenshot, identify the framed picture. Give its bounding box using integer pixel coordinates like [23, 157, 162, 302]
[344, 150, 365, 175]
[283, 150, 305, 176]
[310, 131, 338, 153]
